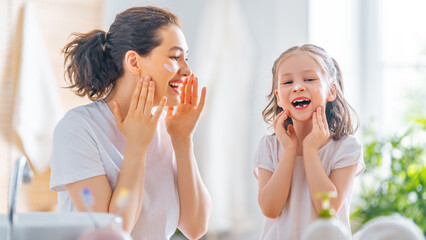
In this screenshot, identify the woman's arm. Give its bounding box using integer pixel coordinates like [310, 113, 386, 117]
[257, 151, 296, 219]
[166, 74, 211, 239]
[66, 78, 166, 232]
[172, 137, 212, 240]
[66, 146, 147, 232]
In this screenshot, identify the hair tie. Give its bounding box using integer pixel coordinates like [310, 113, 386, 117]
[97, 31, 107, 51]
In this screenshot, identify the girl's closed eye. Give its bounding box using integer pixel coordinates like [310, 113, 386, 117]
[305, 78, 316, 82]
[283, 80, 293, 85]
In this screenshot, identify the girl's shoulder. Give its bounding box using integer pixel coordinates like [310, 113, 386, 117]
[258, 134, 279, 148]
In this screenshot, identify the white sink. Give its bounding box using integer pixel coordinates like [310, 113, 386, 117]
[0, 212, 121, 240]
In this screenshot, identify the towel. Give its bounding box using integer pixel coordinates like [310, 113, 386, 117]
[12, 1, 63, 174]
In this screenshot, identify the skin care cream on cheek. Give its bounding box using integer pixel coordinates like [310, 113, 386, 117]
[164, 63, 178, 73]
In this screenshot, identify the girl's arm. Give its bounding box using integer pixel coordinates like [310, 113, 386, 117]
[303, 149, 357, 213]
[303, 106, 358, 213]
[166, 75, 211, 240]
[257, 151, 296, 218]
[258, 110, 298, 218]
[66, 78, 166, 232]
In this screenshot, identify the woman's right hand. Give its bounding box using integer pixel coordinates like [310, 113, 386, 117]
[273, 110, 298, 153]
[112, 76, 167, 151]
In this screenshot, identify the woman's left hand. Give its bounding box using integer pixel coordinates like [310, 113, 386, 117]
[166, 73, 206, 139]
[303, 106, 330, 150]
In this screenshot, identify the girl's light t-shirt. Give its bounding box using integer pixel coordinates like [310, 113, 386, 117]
[254, 134, 365, 240]
[50, 100, 179, 240]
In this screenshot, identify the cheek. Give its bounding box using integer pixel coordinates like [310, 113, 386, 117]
[164, 63, 178, 73]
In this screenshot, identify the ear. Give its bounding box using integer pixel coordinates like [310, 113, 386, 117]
[124, 50, 142, 77]
[326, 83, 337, 102]
[275, 90, 282, 107]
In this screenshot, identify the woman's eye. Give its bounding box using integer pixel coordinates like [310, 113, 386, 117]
[170, 56, 180, 60]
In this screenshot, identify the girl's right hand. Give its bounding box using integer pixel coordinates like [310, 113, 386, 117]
[112, 76, 167, 151]
[273, 110, 298, 153]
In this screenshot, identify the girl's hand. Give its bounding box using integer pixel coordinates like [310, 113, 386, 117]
[274, 110, 298, 153]
[166, 74, 206, 139]
[112, 76, 167, 151]
[303, 106, 330, 150]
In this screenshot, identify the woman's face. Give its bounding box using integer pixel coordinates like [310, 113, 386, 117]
[140, 25, 191, 106]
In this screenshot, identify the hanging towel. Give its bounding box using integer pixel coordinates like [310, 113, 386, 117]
[193, 0, 254, 233]
[12, 1, 63, 174]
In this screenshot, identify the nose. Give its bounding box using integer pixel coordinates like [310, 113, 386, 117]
[178, 61, 192, 77]
[292, 84, 306, 93]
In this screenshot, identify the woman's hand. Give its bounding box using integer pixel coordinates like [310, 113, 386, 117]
[166, 74, 206, 139]
[274, 110, 298, 153]
[303, 106, 330, 150]
[112, 76, 167, 151]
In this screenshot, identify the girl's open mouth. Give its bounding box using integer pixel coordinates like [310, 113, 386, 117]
[292, 98, 311, 109]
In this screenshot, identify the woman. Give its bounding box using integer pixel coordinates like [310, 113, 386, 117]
[50, 6, 211, 240]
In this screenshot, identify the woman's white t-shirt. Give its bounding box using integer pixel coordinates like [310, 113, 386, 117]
[253, 134, 365, 240]
[50, 100, 179, 240]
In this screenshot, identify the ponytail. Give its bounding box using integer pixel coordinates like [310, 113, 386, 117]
[63, 30, 120, 100]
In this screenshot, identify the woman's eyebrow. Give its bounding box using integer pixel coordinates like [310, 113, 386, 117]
[169, 46, 189, 54]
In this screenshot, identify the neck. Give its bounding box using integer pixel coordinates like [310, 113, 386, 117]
[292, 120, 312, 156]
[105, 73, 137, 119]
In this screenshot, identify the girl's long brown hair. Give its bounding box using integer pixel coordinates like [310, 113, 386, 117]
[262, 44, 359, 140]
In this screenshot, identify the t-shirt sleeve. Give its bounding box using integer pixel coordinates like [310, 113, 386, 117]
[253, 135, 275, 179]
[331, 136, 365, 177]
[50, 113, 105, 192]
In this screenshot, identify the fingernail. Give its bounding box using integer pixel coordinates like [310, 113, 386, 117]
[139, 79, 143, 83]
[149, 81, 153, 87]
[145, 76, 150, 82]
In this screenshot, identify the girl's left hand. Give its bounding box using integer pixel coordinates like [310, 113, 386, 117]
[166, 74, 206, 139]
[303, 106, 330, 150]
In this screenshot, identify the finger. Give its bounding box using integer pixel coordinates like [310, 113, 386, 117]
[112, 100, 124, 129]
[288, 124, 296, 136]
[129, 79, 143, 111]
[273, 111, 285, 128]
[153, 97, 167, 122]
[277, 110, 287, 127]
[144, 81, 155, 115]
[191, 76, 199, 106]
[180, 78, 187, 103]
[312, 110, 319, 130]
[167, 106, 174, 117]
[317, 107, 326, 132]
[138, 76, 150, 112]
[185, 74, 193, 104]
[197, 87, 207, 114]
[321, 105, 328, 130]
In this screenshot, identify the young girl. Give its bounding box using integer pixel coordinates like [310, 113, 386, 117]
[254, 44, 365, 239]
[50, 7, 211, 240]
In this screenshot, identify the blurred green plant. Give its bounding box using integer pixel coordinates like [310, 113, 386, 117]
[350, 116, 426, 235]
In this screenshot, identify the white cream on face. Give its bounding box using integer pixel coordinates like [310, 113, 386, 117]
[164, 63, 178, 73]
[293, 84, 301, 91]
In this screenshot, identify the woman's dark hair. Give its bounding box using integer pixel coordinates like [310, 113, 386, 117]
[63, 7, 181, 100]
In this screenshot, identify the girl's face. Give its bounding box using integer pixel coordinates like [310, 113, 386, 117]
[140, 25, 191, 106]
[275, 51, 335, 122]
